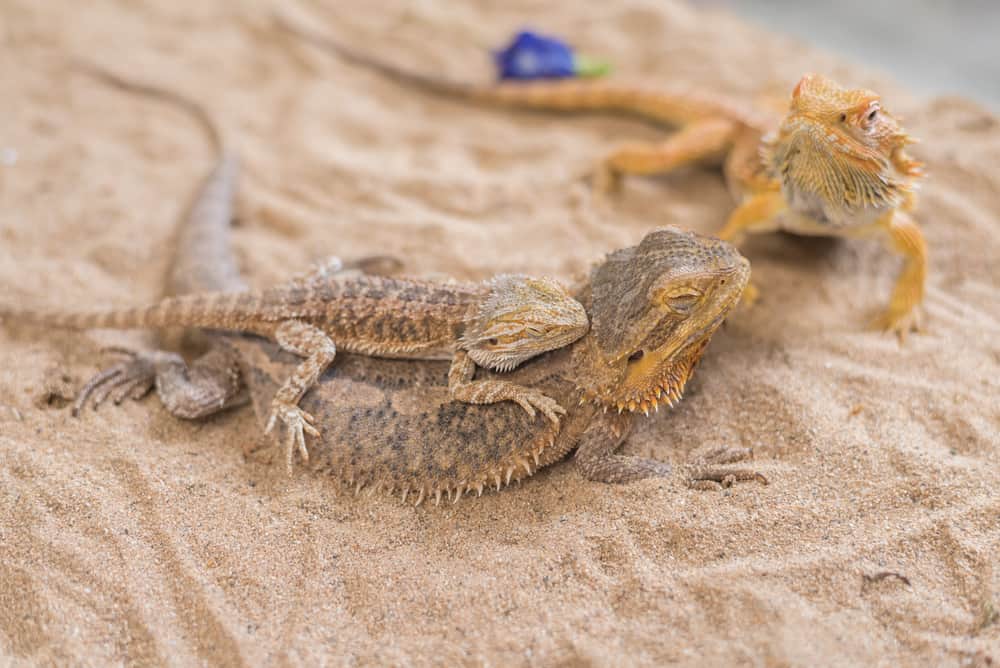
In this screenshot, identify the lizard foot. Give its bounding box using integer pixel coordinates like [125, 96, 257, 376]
[510, 389, 567, 427]
[872, 305, 922, 343]
[72, 348, 180, 416]
[265, 401, 320, 474]
[684, 446, 769, 491]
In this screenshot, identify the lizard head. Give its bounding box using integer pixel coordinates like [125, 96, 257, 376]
[462, 274, 589, 372]
[766, 73, 923, 215]
[577, 226, 748, 414]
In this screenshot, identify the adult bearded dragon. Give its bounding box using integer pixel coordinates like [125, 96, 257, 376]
[229, 224, 761, 503]
[277, 17, 927, 339]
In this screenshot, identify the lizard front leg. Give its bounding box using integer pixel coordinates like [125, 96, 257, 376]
[684, 445, 769, 490]
[448, 350, 565, 426]
[574, 412, 672, 483]
[872, 210, 927, 340]
[73, 344, 246, 418]
[575, 413, 769, 488]
[715, 190, 786, 245]
[595, 118, 737, 195]
[265, 320, 338, 473]
[715, 190, 786, 306]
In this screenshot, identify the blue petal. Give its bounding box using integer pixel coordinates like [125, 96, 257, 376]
[495, 29, 576, 80]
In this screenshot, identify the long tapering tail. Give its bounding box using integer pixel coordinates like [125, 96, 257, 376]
[0, 291, 263, 332]
[274, 15, 715, 128]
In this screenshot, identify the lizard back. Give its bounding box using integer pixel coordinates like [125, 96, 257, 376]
[225, 335, 571, 505]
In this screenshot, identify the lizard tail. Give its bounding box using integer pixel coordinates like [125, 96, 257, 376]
[275, 16, 710, 128]
[70, 59, 225, 158]
[0, 292, 261, 332]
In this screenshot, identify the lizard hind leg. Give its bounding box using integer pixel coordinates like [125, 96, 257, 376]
[73, 348, 159, 416]
[265, 320, 338, 474]
[73, 345, 248, 419]
[594, 118, 737, 197]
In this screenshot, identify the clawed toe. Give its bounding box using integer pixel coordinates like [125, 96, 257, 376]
[872, 307, 922, 342]
[688, 468, 769, 490]
[516, 392, 567, 428]
[73, 354, 156, 416]
[685, 446, 768, 490]
[266, 403, 321, 474]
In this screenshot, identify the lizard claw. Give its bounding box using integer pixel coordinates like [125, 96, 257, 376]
[685, 446, 769, 490]
[266, 401, 320, 474]
[872, 306, 922, 343]
[72, 349, 181, 416]
[590, 161, 623, 199]
[512, 390, 566, 428]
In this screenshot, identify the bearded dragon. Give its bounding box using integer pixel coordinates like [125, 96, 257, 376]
[277, 17, 927, 339]
[232, 225, 764, 504]
[2, 65, 591, 471]
[11, 67, 767, 504]
[88, 160, 766, 504]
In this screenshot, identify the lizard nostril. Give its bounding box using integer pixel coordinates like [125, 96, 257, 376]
[628, 350, 644, 363]
[488, 338, 498, 346]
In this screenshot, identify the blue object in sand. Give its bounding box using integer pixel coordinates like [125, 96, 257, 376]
[494, 30, 611, 81]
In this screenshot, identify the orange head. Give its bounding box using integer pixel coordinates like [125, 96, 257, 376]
[767, 74, 923, 216]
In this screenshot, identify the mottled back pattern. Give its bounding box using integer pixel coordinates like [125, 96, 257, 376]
[228, 336, 568, 504]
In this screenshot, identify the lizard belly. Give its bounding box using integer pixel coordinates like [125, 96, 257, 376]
[780, 183, 888, 235]
[227, 337, 565, 502]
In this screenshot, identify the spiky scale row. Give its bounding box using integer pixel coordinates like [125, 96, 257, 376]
[313, 428, 556, 507]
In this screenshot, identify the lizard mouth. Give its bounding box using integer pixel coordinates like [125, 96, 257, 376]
[577, 310, 727, 416]
[610, 315, 721, 415]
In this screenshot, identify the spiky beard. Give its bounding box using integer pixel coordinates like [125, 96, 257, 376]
[766, 120, 914, 214]
[581, 337, 709, 417]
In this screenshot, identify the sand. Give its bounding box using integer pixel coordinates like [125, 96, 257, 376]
[1, 1, 998, 665]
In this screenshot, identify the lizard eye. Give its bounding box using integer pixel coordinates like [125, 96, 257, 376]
[867, 108, 879, 121]
[487, 338, 499, 346]
[524, 326, 546, 339]
[660, 288, 703, 314]
[839, 113, 847, 122]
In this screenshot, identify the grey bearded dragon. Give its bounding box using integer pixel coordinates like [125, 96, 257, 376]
[2, 65, 590, 472]
[4, 67, 768, 504]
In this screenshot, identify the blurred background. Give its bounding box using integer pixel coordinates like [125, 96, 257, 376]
[717, 0, 1000, 110]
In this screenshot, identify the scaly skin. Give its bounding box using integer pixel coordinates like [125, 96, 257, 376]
[2, 272, 590, 470]
[12, 66, 767, 504]
[278, 17, 927, 339]
[228, 226, 765, 504]
[4, 66, 591, 472]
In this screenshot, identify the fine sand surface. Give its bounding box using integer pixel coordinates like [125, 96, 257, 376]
[2, 1, 998, 665]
